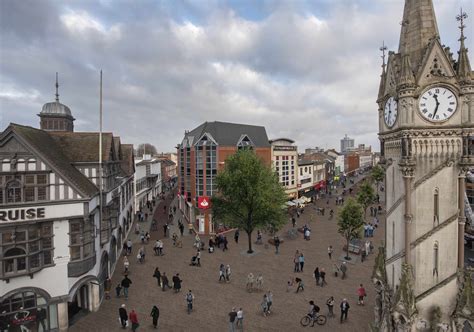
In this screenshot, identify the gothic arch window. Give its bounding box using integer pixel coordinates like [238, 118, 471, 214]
[434, 188, 439, 225]
[6, 180, 22, 203]
[433, 241, 439, 278]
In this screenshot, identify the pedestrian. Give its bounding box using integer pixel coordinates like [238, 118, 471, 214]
[161, 272, 170, 291]
[299, 253, 305, 272]
[186, 290, 194, 314]
[266, 291, 273, 313]
[328, 245, 333, 260]
[304, 228, 310, 240]
[225, 264, 232, 282]
[104, 277, 112, 300]
[179, 221, 184, 236]
[234, 229, 239, 243]
[287, 277, 295, 292]
[314, 267, 320, 286]
[295, 278, 304, 293]
[121, 275, 132, 299]
[228, 307, 237, 332]
[163, 223, 169, 237]
[357, 284, 367, 305]
[150, 305, 159, 329]
[219, 264, 226, 282]
[196, 250, 201, 267]
[123, 256, 130, 275]
[115, 283, 122, 298]
[340, 262, 347, 280]
[292, 217, 296, 228]
[326, 296, 335, 317]
[129, 309, 139, 332]
[153, 267, 161, 287]
[127, 239, 133, 255]
[223, 236, 229, 251]
[173, 273, 182, 293]
[119, 304, 128, 329]
[320, 268, 327, 287]
[293, 253, 300, 273]
[236, 308, 243, 330]
[274, 236, 280, 254]
[333, 263, 340, 277]
[153, 240, 160, 255]
[340, 298, 350, 323]
[365, 241, 371, 258]
[261, 294, 269, 317]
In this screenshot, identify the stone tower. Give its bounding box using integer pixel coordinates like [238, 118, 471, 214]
[38, 73, 75, 132]
[375, 0, 474, 330]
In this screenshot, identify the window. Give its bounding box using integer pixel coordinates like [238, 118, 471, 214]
[0, 174, 49, 204]
[6, 180, 21, 203]
[0, 222, 54, 278]
[69, 219, 95, 262]
[300, 168, 303, 176]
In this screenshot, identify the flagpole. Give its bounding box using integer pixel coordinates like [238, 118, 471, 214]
[99, 70, 103, 243]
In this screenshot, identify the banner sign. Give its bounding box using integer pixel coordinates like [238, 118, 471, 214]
[198, 196, 211, 209]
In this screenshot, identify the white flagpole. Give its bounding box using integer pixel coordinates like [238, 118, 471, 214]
[99, 70, 103, 242]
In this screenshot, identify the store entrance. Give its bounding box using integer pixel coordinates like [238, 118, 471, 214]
[68, 284, 89, 326]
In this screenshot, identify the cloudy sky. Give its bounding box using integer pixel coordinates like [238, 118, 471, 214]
[1, 0, 472, 153]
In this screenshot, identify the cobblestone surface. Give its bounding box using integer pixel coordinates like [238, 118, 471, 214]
[70, 176, 385, 332]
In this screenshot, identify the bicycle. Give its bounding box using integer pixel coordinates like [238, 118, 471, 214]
[300, 313, 327, 327]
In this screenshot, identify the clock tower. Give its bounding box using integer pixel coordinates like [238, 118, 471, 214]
[374, 0, 474, 330]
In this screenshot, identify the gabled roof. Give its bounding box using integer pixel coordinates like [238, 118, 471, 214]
[120, 144, 135, 176]
[4, 124, 98, 197]
[49, 131, 115, 163]
[183, 121, 270, 147]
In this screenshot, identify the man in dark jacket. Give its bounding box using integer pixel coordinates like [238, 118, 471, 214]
[119, 304, 128, 328]
[172, 273, 182, 293]
[121, 276, 132, 299]
[340, 299, 350, 323]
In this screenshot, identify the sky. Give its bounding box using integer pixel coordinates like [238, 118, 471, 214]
[1, 0, 473, 153]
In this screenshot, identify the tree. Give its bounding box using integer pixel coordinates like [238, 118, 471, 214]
[338, 198, 364, 260]
[134, 143, 158, 157]
[371, 165, 385, 194]
[211, 149, 287, 253]
[357, 180, 376, 217]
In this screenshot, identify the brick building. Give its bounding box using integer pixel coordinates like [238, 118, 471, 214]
[177, 121, 271, 234]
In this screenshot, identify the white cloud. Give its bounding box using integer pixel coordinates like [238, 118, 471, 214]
[60, 9, 121, 41]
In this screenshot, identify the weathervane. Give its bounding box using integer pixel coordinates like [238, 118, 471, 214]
[55, 72, 59, 102]
[380, 41, 387, 72]
[456, 8, 468, 43]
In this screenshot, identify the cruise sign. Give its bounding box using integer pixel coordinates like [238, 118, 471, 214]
[0, 207, 45, 222]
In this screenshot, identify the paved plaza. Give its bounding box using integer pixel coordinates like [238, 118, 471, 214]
[70, 176, 384, 331]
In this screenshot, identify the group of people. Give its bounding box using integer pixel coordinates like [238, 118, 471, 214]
[219, 263, 232, 282]
[260, 291, 273, 317]
[293, 250, 305, 272]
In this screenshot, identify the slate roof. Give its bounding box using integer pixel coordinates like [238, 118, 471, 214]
[49, 131, 114, 162]
[120, 144, 135, 176]
[183, 121, 270, 147]
[6, 124, 99, 197]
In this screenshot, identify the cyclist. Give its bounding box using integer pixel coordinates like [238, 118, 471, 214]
[308, 300, 320, 326]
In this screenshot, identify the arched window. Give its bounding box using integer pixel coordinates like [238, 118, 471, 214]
[433, 241, 439, 278]
[434, 188, 439, 225]
[4, 247, 27, 274]
[6, 180, 22, 203]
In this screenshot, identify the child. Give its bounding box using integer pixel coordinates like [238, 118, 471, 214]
[115, 283, 122, 297]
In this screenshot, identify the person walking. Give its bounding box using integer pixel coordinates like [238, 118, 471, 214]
[179, 221, 185, 236]
[340, 299, 350, 323]
[153, 240, 160, 256]
[161, 273, 170, 291]
[126, 239, 132, 255]
[104, 277, 112, 300]
[115, 283, 122, 298]
[123, 256, 130, 274]
[320, 268, 327, 287]
[119, 304, 128, 329]
[340, 262, 347, 280]
[219, 264, 226, 282]
[172, 273, 182, 293]
[196, 250, 201, 267]
[129, 309, 139, 332]
[121, 276, 132, 299]
[293, 254, 300, 273]
[236, 308, 243, 330]
[266, 291, 273, 314]
[299, 253, 305, 272]
[234, 229, 239, 244]
[261, 294, 269, 317]
[357, 284, 367, 305]
[153, 267, 161, 287]
[295, 278, 304, 293]
[326, 296, 335, 317]
[328, 245, 333, 259]
[314, 267, 320, 286]
[225, 264, 232, 282]
[228, 307, 237, 332]
[186, 290, 194, 314]
[150, 305, 159, 329]
[223, 236, 229, 251]
[274, 236, 280, 254]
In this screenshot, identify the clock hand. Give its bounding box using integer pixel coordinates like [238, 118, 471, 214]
[432, 95, 440, 118]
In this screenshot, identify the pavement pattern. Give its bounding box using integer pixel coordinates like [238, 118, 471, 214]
[70, 175, 385, 332]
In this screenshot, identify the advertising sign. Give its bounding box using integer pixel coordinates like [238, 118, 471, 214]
[198, 196, 211, 209]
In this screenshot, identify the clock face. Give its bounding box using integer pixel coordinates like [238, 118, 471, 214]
[418, 87, 457, 122]
[384, 97, 398, 128]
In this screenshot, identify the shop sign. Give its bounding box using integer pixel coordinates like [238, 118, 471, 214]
[198, 196, 211, 209]
[0, 207, 45, 222]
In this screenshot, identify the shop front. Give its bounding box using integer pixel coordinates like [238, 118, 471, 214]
[0, 288, 58, 332]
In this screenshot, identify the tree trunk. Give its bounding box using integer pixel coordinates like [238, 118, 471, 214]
[246, 231, 253, 254]
[345, 236, 350, 260]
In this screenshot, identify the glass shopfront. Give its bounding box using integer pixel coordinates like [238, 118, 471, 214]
[0, 290, 58, 332]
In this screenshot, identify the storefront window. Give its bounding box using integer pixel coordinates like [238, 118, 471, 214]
[0, 291, 52, 332]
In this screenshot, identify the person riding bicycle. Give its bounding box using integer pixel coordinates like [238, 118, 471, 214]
[308, 300, 320, 326]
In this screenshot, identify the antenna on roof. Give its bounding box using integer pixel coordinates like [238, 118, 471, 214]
[55, 72, 59, 102]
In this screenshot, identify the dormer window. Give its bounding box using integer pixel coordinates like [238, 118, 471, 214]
[237, 135, 254, 150]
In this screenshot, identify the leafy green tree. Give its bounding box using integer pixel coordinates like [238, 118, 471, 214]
[338, 198, 364, 260]
[371, 165, 385, 194]
[357, 180, 376, 217]
[211, 149, 287, 253]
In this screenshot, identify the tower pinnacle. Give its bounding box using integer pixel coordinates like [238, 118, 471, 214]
[55, 72, 59, 102]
